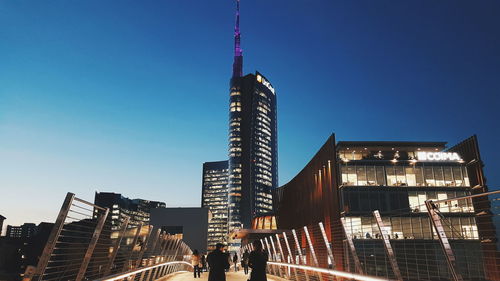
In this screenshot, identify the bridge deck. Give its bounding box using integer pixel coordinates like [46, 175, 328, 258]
[160, 270, 286, 281]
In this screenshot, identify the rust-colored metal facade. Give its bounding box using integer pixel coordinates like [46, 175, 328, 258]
[274, 134, 345, 271]
[448, 135, 500, 280]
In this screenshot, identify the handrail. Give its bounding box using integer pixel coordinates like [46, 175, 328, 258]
[94, 261, 193, 281]
[266, 261, 389, 281]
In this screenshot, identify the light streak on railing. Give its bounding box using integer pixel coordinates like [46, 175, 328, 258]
[266, 261, 389, 281]
[94, 261, 192, 281]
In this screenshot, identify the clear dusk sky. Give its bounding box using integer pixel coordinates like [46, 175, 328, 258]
[0, 0, 499, 228]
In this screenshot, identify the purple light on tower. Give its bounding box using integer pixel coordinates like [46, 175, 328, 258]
[232, 0, 243, 78]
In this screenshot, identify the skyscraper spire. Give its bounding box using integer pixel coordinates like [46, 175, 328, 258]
[232, 0, 243, 78]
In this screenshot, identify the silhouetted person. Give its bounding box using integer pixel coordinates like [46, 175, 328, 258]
[201, 254, 207, 272]
[242, 249, 250, 274]
[191, 249, 201, 278]
[207, 243, 230, 281]
[232, 253, 239, 271]
[249, 240, 268, 281]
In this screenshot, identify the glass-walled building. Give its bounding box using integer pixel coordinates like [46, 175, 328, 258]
[228, 72, 277, 232]
[93, 192, 166, 231]
[337, 140, 491, 279]
[226, 1, 277, 233]
[201, 160, 229, 251]
[273, 135, 499, 280]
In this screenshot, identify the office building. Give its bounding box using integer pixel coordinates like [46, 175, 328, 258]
[201, 160, 229, 250]
[273, 134, 499, 280]
[227, 0, 278, 232]
[5, 223, 37, 239]
[0, 222, 53, 280]
[0, 215, 5, 236]
[93, 192, 166, 230]
[150, 208, 209, 254]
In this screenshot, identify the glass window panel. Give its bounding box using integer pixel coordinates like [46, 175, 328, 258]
[434, 166, 445, 186]
[406, 167, 417, 186]
[437, 192, 449, 212]
[375, 166, 386, 186]
[463, 167, 470, 186]
[443, 167, 454, 186]
[442, 218, 453, 238]
[449, 196, 460, 212]
[356, 166, 367, 185]
[451, 217, 462, 239]
[421, 218, 433, 239]
[341, 166, 348, 185]
[457, 196, 469, 212]
[360, 193, 371, 212]
[412, 217, 423, 239]
[386, 166, 397, 186]
[466, 198, 475, 212]
[346, 166, 357, 186]
[409, 191, 419, 212]
[415, 167, 424, 186]
[366, 166, 376, 186]
[361, 217, 373, 239]
[424, 167, 435, 186]
[395, 166, 406, 186]
[401, 218, 413, 239]
[349, 192, 359, 212]
[391, 217, 403, 239]
[452, 167, 463, 186]
[349, 217, 362, 239]
[417, 192, 427, 212]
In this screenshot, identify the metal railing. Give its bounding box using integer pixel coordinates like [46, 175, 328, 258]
[22, 192, 192, 281]
[94, 261, 193, 281]
[243, 190, 500, 281]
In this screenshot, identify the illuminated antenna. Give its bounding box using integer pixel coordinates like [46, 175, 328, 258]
[232, 0, 243, 77]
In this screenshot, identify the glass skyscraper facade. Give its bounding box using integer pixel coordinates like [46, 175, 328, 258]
[201, 160, 229, 250]
[228, 72, 277, 231]
[227, 0, 278, 232]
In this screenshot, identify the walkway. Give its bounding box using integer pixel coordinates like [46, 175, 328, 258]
[160, 270, 286, 281]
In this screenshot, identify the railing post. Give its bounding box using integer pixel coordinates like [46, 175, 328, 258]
[275, 234, 288, 278]
[304, 226, 323, 281]
[138, 270, 147, 281]
[136, 225, 154, 267]
[30, 192, 75, 281]
[76, 206, 109, 281]
[373, 210, 403, 281]
[104, 216, 130, 276]
[123, 224, 143, 271]
[319, 222, 335, 269]
[269, 236, 283, 277]
[425, 200, 464, 281]
[282, 232, 299, 281]
[264, 237, 278, 276]
[340, 217, 364, 274]
[292, 229, 310, 281]
[148, 228, 162, 257]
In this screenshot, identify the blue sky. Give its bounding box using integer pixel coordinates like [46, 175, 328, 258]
[1, 0, 499, 227]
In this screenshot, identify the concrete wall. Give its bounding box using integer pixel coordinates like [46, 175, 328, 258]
[150, 208, 209, 254]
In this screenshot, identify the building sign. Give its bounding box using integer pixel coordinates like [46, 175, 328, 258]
[256, 74, 275, 95]
[416, 151, 462, 161]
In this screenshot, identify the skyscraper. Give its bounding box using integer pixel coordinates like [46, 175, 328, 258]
[201, 160, 229, 250]
[227, 0, 278, 232]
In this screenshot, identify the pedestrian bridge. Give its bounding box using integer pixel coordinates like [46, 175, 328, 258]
[21, 191, 500, 281]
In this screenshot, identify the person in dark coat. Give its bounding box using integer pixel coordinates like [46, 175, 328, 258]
[242, 249, 250, 274]
[248, 240, 268, 281]
[207, 243, 230, 281]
